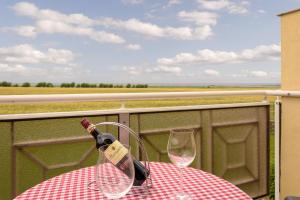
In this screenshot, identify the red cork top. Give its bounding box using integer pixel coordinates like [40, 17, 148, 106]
[80, 118, 91, 129]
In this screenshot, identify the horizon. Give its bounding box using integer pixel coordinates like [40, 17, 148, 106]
[0, 80, 280, 87]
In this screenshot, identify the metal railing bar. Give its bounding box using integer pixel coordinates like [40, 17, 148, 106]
[0, 112, 118, 122]
[234, 177, 258, 186]
[0, 90, 268, 103]
[266, 104, 271, 197]
[256, 107, 263, 194]
[13, 136, 93, 148]
[139, 126, 201, 135]
[1, 90, 300, 104]
[227, 163, 246, 169]
[47, 162, 78, 170]
[77, 145, 95, 166]
[274, 98, 281, 200]
[19, 148, 48, 170]
[11, 121, 16, 198]
[0, 102, 269, 121]
[141, 136, 162, 154]
[212, 120, 258, 127]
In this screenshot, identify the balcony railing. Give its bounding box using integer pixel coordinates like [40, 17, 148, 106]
[0, 90, 292, 200]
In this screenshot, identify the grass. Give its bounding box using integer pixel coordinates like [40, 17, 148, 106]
[0, 86, 277, 95]
[0, 86, 276, 198]
[0, 86, 277, 115]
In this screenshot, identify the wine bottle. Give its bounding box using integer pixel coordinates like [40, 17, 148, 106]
[81, 118, 149, 186]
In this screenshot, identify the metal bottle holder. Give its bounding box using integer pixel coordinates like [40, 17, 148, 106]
[88, 122, 152, 194]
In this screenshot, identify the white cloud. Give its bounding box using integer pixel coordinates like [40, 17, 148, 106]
[146, 65, 182, 76]
[126, 44, 141, 50]
[197, 0, 229, 10]
[178, 11, 218, 26]
[0, 44, 44, 64]
[157, 44, 280, 66]
[12, 1, 39, 17]
[0, 44, 82, 80]
[230, 70, 269, 79]
[12, 2, 94, 26]
[163, 0, 181, 8]
[10, 2, 125, 44]
[0, 44, 75, 65]
[1, 25, 37, 38]
[46, 48, 74, 64]
[9, 2, 215, 42]
[258, 9, 266, 14]
[227, 2, 248, 14]
[0, 63, 27, 73]
[230, 73, 247, 78]
[99, 18, 164, 37]
[197, 0, 249, 14]
[121, 0, 143, 5]
[249, 70, 268, 77]
[123, 66, 142, 75]
[123, 64, 182, 76]
[240, 44, 280, 60]
[168, 0, 181, 5]
[98, 17, 213, 40]
[36, 20, 125, 44]
[204, 69, 220, 76]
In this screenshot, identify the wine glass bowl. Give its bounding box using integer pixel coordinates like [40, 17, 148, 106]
[168, 129, 196, 167]
[167, 128, 196, 200]
[96, 145, 135, 199]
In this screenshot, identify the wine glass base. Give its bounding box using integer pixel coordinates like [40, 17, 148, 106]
[171, 193, 194, 200]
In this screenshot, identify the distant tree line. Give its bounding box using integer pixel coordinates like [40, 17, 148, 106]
[61, 82, 148, 88]
[0, 81, 31, 87]
[36, 82, 54, 87]
[125, 84, 148, 88]
[0, 81, 12, 87]
[0, 81, 148, 88]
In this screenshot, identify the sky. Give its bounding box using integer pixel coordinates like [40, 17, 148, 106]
[0, 0, 299, 85]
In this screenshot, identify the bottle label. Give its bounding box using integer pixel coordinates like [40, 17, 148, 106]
[104, 140, 128, 165]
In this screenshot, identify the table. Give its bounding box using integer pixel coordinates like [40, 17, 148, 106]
[15, 162, 252, 199]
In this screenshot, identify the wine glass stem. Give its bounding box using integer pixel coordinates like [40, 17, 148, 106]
[180, 167, 183, 195]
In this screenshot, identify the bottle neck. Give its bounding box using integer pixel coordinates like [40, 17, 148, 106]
[87, 124, 103, 140]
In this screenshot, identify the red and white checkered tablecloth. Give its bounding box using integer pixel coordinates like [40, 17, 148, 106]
[15, 162, 252, 200]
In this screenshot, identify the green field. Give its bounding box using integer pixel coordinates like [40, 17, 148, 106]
[0, 86, 277, 95]
[0, 86, 277, 115]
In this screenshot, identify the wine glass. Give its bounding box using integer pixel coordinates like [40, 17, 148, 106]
[167, 129, 196, 200]
[96, 144, 135, 199]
